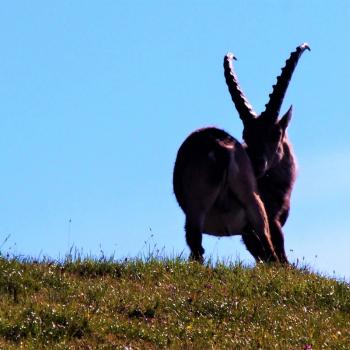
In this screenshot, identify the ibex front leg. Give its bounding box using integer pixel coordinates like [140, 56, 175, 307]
[269, 219, 289, 263]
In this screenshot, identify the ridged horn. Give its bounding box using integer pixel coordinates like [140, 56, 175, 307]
[224, 53, 257, 122]
[261, 43, 310, 121]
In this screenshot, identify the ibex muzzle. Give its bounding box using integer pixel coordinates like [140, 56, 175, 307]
[173, 44, 309, 263]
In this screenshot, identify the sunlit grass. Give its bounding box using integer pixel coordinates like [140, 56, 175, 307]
[0, 253, 349, 349]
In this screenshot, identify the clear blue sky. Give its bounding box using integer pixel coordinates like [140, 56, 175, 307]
[0, 2, 349, 280]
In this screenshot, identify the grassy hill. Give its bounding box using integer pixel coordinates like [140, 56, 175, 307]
[0, 255, 349, 349]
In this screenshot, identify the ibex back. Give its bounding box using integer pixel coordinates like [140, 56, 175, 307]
[173, 44, 309, 263]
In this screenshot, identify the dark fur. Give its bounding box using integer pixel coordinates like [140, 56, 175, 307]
[242, 123, 296, 263]
[173, 44, 309, 263]
[173, 127, 277, 262]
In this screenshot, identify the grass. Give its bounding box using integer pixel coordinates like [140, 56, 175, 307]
[0, 254, 349, 349]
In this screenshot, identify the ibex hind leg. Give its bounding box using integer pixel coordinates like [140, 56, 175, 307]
[244, 193, 278, 262]
[185, 216, 205, 263]
[229, 171, 278, 262]
[227, 151, 278, 262]
[241, 226, 266, 262]
[181, 167, 222, 263]
[183, 192, 219, 263]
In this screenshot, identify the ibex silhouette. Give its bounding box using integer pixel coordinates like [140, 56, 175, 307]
[173, 44, 309, 263]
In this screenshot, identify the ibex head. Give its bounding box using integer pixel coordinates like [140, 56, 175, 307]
[224, 43, 310, 177]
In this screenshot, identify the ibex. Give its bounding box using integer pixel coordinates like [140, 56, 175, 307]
[173, 44, 309, 263]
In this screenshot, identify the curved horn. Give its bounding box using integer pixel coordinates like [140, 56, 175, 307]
[261, 43, 310, 121]
[224, 53, 257, 122]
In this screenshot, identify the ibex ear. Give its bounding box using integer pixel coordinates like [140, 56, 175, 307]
[279, 105, 293, 131]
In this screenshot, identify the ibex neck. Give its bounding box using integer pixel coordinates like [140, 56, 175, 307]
[265, 140, 296, 182]
[257, 139, 296, 223]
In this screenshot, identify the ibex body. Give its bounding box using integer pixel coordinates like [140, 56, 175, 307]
[173, 44, 309, 263]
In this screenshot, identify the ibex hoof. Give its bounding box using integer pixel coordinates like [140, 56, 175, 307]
[189, 252, 204, 264]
